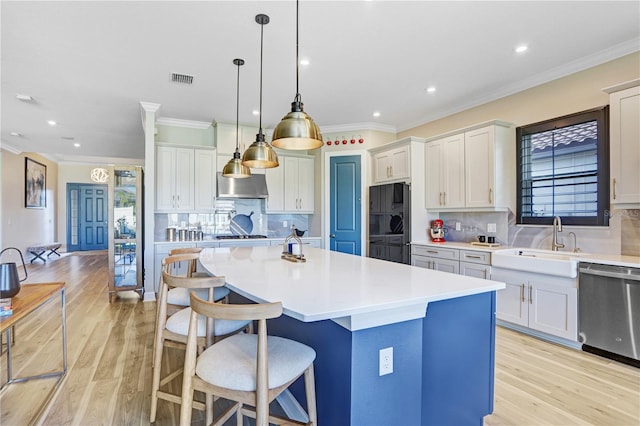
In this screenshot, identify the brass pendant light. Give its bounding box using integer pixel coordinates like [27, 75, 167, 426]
[271, 0, 323, 150]
[222, 58, 251, 178]
[242, 14, 279, 169]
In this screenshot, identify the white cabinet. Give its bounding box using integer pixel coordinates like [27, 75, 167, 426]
[425, 121, 514, 211]
[265, 163, 285, 212]
[194, 149, 217, 211]
[155, 146, 216, 212]
[606, 81, 640, 207]
[411, 245, 460, 274]
[493, 267, 578, 341]
[266, 155, 314, 213]
[425, 134, 465, 208]
[215, 122, 258, 155]
[156, 146, 195, 211]
[154, 243, 197, 292]
[372, 144, 410, 183]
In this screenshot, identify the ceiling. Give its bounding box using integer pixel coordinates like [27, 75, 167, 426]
[2, 1, 639, 164]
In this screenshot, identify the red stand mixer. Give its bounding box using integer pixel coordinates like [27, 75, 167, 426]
[429, 219, 446, 242]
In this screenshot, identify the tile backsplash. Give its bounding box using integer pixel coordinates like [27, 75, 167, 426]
[154, 199, 310, 240]
[439, 208, 639, 256]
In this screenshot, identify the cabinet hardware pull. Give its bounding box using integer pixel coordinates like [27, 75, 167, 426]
[466, 255, 482, 259]
[612, 178, 617, 200]
[299, 199, 302, 209]
[443, 192, 447, 205]
[489, 188, 493, 203]
[426, 250, 438, 254]
[439, 192, 443, 205]
[483, 270, 487, 279]
[529, 285, 533, 304]
[520, 284, 525, 303]
[390, 166, 393, 177]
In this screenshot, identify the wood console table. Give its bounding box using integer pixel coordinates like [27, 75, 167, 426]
[0, 283, 67, 416]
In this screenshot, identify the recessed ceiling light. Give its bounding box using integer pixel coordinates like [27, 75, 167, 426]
[373, 112, 381, 118]
[299, 59, 310, 66]
[252, 110, 260, 116]
[10, 132, 22, 137]
[515, 45, 528, 53]
[74, 143, 80, 148]
[16, 94, 33, 101]
[47, 120, 57, 126]
[61, 136, 75, 140]
[426, 87, 436, 93]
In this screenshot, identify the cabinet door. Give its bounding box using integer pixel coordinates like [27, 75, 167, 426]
[465, 126, 495, 208]
[216, 123, 240, 155]
[610, 86, 640, 205]
[442, 134, 465, 208]
[265, 165, 285, 212]
[283, 156, 300, 211]
[528, 281, 578, 341]
[496, 282, 528, 326]
[156, 146, 176, 210]
[425, 141, 443, 208]
[297, 157, 315, 212]
[460, 261, 489, 279]
[373, 152, 391, 183]
[194, 149, 216, 211]
[432, 258, 459, 274]
[390, 146, 409, 180]
[174, 148, 195, 211]
[411, 255, 431, 269]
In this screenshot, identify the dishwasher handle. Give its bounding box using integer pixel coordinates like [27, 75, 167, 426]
[579, 265, 640, 282]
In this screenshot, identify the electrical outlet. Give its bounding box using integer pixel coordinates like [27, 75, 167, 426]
[379, 347, 393, 376]
[487, 223, 497, 233]
[455, 222, 461, 231]
[283, 221, 288, 228]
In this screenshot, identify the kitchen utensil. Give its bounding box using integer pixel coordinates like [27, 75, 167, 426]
[166, 228, 177, 241]
[487, 236, 496, 244]
[230, 211, 254, 235]
[0, 247, 28, 298]
[294, 228, 307, 237]
[178, 229, 188, 241]
[189, 230, 197, 241]
[390, 215, 403, 233]
[477, 235, 486, 243]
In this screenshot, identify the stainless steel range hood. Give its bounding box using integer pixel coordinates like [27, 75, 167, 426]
[216, 172, 269, 199]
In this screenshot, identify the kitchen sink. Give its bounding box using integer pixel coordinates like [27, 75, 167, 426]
[492, 248, 589, 278]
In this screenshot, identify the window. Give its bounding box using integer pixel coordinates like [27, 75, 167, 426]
[516, 107, 609, 226]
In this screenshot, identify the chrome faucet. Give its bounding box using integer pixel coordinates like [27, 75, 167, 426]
[552, 216, 564, 251]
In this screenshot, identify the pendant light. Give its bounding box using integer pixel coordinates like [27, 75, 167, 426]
[271, 0, 323, 150]
[242, 14, 279, 169]
[222, 58, 251, 178]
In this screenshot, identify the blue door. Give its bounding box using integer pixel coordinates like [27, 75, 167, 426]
[329, 155, 361, 255]
[67, 184, 108, 251]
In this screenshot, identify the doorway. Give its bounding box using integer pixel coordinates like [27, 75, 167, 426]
[327, 154, 363, 255]
[67, 183, 108, 251]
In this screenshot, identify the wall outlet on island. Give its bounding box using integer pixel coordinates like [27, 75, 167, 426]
[379, 347, 393, 376]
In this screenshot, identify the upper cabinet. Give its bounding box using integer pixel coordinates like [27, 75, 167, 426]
[155, 145, 216, 212]
[265, 155, 315, 213]
[372, 144, 410, 183]
[215, 122, 259, 155]
[604, 80, 640, 207]
[425, 121, 514, 212]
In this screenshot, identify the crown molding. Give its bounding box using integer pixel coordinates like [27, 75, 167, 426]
[398, 38, 640, 132]
[139, 101, 161, 113]
[156, 117, 212, 130]
[0, 142, 22, 155]
[320, 122, 397, 134]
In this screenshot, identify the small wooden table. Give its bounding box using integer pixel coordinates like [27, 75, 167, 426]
[0, 283, 67, 400]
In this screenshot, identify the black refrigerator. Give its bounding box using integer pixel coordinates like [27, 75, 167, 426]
[368, 183, 411, 264]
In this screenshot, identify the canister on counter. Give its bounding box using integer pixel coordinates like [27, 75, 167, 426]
[166, 228, 177, 241]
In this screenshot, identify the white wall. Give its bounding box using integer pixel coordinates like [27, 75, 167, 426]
[1, 150, 58, 259]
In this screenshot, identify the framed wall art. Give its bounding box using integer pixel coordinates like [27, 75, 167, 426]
[25, 157, 46, 208]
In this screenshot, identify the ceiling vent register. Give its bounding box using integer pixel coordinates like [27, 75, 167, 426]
[171, 73, 194, 85]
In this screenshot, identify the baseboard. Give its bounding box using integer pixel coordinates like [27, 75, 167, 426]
[143, 291, 157, 302]
[496, 321, 582, 350]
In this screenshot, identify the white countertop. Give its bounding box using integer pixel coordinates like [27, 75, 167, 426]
[411, 240, 640, 267]
[199, 246, 505, 331]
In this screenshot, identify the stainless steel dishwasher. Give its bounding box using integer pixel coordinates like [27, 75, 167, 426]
[578, 262, 640, 365]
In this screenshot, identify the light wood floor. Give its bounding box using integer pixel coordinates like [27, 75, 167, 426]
[1, 251, 638, 425]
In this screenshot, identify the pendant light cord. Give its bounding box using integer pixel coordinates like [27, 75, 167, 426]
[295, 0, 300, 99]
[259, 20, 264, 134]
[235, 61, 240, 152]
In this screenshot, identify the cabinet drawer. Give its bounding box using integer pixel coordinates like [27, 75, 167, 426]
[411, 245, 459, 260]
[460, 250, 491, 265]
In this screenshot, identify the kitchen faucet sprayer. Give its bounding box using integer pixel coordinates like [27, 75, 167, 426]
[552, 216, 564, 251]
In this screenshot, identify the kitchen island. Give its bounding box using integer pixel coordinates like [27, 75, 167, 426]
[200, 246, 505, 425]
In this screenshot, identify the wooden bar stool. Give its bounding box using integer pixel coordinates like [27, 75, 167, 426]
[179, 293, 317, 426]
[149, 270, 251, 423]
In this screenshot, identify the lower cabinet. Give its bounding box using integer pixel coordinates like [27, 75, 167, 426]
[411, 245, 491, 277]
[492, 267, 578, 341]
